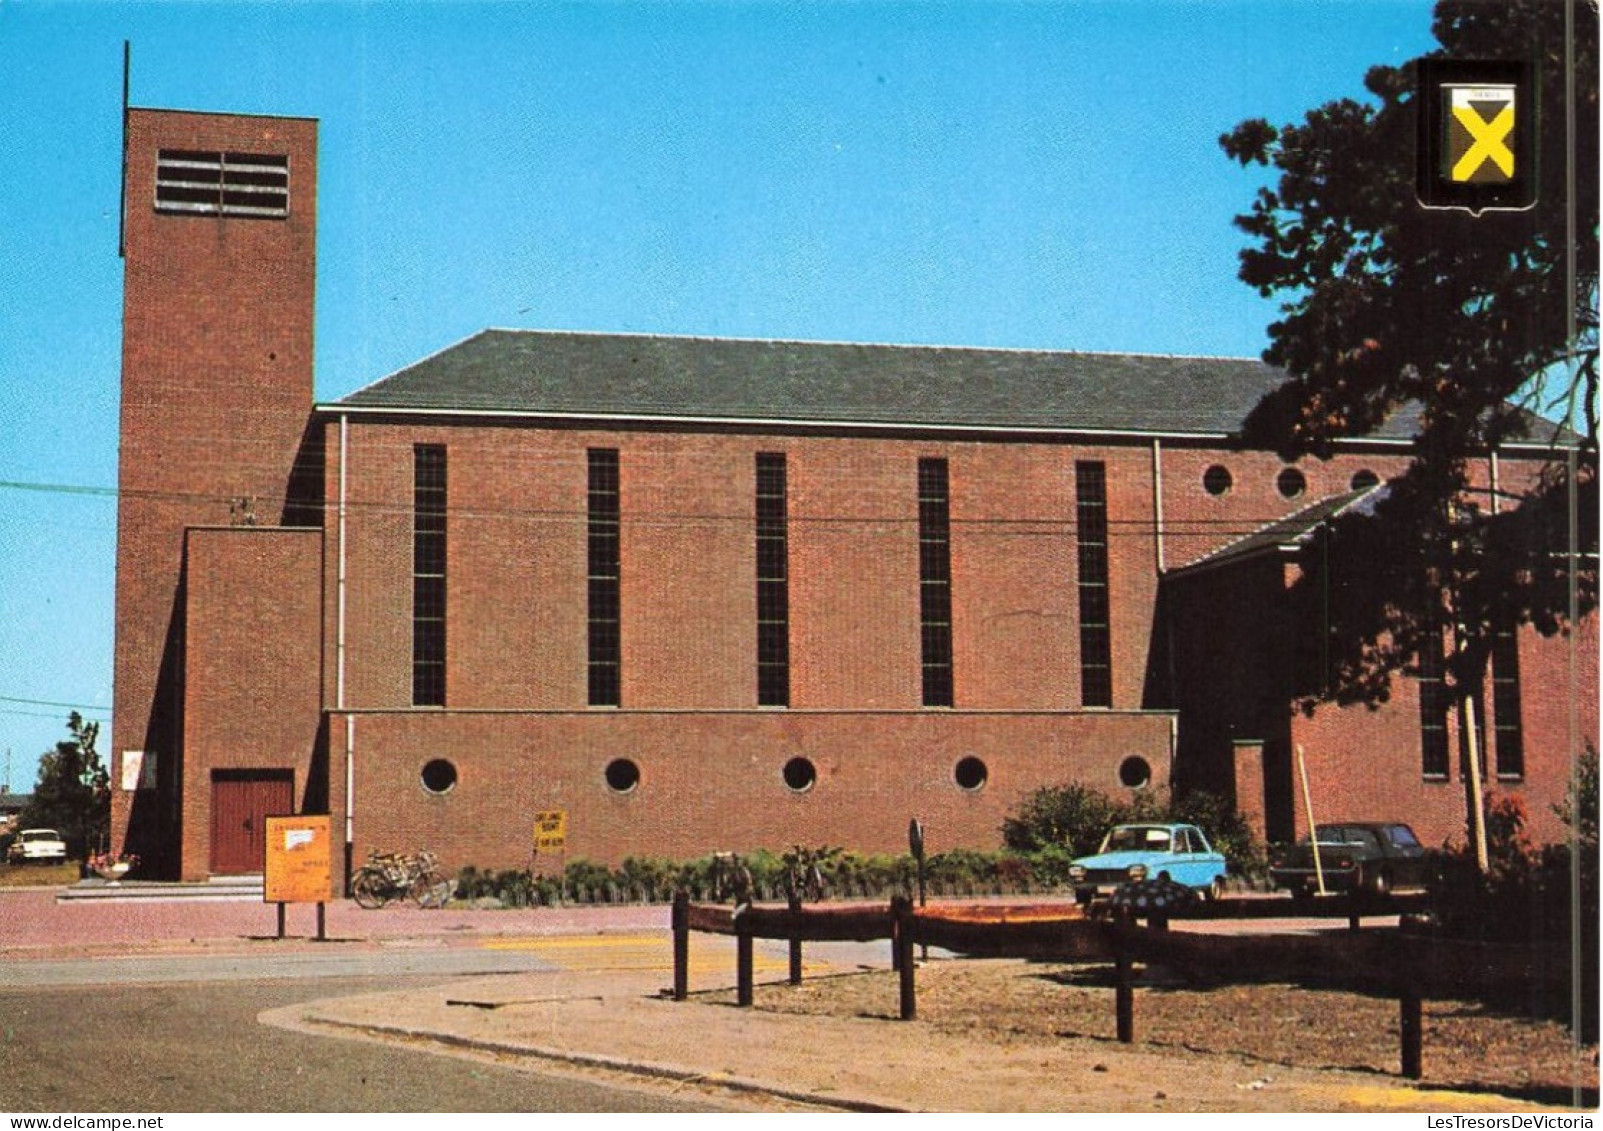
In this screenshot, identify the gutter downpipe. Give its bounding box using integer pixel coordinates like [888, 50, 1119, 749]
[338, 414, 354, 888]
[1151, 438, 1166, 575]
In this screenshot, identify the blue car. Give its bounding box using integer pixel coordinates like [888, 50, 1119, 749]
[1068, 823, 1227, 904]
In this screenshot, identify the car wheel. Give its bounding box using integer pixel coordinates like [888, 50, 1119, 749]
[1205, 877, 1224, 902]
[1366, 867, 1391, 897]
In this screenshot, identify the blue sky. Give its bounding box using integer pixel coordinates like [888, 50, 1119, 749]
[0, 0, 1436, 785]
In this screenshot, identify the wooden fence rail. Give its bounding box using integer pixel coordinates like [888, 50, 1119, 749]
[668, 891, 1568, 1083]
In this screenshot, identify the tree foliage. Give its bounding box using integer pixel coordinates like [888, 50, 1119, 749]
[20, 713, 110, 860]
[1221, 0, 1598, 712]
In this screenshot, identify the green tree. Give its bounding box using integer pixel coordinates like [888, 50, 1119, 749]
[1220, 0, 1599, 865]
[20, 713, 110, 860]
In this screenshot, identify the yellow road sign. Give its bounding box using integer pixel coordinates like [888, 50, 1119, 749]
[533, 809, 567, 853]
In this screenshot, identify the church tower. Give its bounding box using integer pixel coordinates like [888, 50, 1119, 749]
[112, 109, 319, 875]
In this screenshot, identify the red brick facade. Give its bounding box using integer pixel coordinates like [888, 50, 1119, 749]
[111, 107, 1596, 880]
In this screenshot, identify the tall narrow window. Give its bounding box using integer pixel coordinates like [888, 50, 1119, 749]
[587, 449, 621, 706]
[756, 453, 790, 707]
[412, 445, 447, 707]
[1076, 461, 1113, 707]
[1491, 624, 1524, 779]
[1417, 624, 1450, 779]
[918, 458, 954, 707]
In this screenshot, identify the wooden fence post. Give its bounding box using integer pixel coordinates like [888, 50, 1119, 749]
[788, 890, 803, 986]
[1399, 945, 1423, 1080]
[1115, 929, 1134, 1044]
[671, 890, 689, 1002]
[892, 896, 916, 1021]
[736, 910, 754, 1008]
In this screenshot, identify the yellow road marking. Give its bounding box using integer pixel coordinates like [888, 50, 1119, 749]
[482, 934, 671, 950]
[481, 933, 833, 976]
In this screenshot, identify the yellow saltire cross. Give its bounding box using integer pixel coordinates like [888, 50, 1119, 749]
[1451, 102, 1515, 182]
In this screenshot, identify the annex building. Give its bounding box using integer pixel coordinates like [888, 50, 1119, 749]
[109, 108, 1597, 885]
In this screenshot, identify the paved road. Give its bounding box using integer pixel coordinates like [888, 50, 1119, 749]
[0, 941, 561, 987]
[0, 971, 725, 1113]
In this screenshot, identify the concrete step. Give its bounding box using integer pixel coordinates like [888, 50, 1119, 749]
[58, 875, 266, 902]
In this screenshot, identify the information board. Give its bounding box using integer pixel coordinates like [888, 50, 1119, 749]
[264, 814, 333, 904]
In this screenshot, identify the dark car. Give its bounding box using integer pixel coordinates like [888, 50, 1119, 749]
[1269, 822, 1429, 897]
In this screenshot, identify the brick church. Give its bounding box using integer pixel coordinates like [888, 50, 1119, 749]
[109, 107, 1596, 885]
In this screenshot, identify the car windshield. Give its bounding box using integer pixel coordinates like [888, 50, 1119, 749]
[22, 830, 58, 842]
[1103, 827, 1170, 852]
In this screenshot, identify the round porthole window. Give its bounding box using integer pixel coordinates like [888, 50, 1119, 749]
[782, 757, 817, 793]
[1117, 756, 1152, 790]
[1350, 469, 1380, 490]
[1276, 468, 1307, 499]
[954, 756, 989, 792]
[604, 758, 640, 794]
[1202, 465, 1234, 496]
[421, 759, 458, 795]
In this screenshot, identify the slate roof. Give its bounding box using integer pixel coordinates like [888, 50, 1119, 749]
[329, 328, 1427, 440]
[1170, 483, 1388, 576]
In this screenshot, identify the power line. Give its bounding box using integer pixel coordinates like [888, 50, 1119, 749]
[0, 694, 111, 712]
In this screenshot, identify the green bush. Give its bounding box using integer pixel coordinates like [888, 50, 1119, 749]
[562, 858, 617, 899]
[1169, 789, 1266, 880]
[1001, 781, 1265, 878]
[618, 856, 678, 900]
[1000, 782, 1127, 857]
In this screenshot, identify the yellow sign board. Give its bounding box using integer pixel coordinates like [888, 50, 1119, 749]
[264, 814, 333, 903]
[534, 809, 568, 854]
[1447, 85, 1516, 184]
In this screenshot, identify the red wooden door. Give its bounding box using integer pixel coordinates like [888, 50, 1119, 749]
[210, 772, 293, 874]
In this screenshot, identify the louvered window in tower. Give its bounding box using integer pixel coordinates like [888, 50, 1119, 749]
[155, 150, 289, 218]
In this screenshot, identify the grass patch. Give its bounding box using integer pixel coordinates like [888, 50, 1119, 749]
[0, 860, 80, 888]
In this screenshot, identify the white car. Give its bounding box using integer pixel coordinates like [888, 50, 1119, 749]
[7, 828, 68, 865]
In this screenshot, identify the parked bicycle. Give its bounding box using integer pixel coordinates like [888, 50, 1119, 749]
[782, 845, 836, 905]
[351, 848, 453, 909]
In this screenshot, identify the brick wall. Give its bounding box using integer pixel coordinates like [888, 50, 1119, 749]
[332, 708, 1175, 870]
[181, 528, 324, 881]
[325, 423, 1182, 715]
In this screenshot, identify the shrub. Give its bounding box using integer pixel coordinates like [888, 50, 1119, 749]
[1001, 783, 1126, 856]
[618, 856, 678, 901]
[924, 847, 999, 888]
[1001, 781, 1265, 879]
[562, 858, 617, 899]
[1169, 789, 1266, 880]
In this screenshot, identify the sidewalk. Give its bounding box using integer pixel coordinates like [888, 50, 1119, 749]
[265, 941, 1579, 1114]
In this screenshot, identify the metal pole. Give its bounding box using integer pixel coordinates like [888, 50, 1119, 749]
[1563, 0, 1583, 1098]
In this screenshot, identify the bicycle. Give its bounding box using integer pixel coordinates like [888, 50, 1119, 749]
[351, 848, 452, 909]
